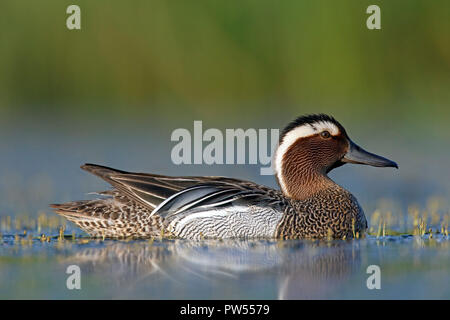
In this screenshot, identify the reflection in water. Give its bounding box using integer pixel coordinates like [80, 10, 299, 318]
[62, 240, 361, 299]
[275, 241, 361, 299]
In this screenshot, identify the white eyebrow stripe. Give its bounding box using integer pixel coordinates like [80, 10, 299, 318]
[274, 121, 339, 195]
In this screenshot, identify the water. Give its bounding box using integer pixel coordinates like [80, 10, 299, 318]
[0, 117, 449, 299]
[0, 236, 448, 299]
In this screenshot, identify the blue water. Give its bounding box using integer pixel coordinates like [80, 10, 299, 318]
[0, 236, 448, 299]
[0, 118, 449, 299]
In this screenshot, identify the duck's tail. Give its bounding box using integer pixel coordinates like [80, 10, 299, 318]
[50, 197, 164, 238]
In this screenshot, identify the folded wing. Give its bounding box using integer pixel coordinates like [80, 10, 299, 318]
[81, 163, 283, 216]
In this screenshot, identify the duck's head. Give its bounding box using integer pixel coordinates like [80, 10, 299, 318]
[274, 114, 398, 199]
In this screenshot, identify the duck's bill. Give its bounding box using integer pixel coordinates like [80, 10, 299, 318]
[342, 140, 398, 168]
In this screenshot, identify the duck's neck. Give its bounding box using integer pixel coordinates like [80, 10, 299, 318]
[277, 167, 336, 200]
[276, 143, 338, 200]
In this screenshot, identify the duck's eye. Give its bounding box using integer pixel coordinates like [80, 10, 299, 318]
[320, 131, 331, 139]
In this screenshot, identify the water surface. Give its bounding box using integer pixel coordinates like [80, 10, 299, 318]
[0, 119, 449, 299]
[1, 235, 448, 299]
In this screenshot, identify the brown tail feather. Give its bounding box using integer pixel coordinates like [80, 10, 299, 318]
[50, 199, 163, 238]
[81, 163, 128, 179]
[79, 163, 175, 210]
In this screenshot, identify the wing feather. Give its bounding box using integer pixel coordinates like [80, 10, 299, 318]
[80, 164, 283, 220]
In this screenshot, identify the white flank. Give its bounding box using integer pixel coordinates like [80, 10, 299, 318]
[169, 210, 230, 234]
[274, 121, 339, 195]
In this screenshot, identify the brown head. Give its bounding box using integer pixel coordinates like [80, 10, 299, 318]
[274, 114, 398, 200]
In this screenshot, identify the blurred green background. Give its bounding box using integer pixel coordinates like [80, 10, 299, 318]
[0, 0, 449, 127]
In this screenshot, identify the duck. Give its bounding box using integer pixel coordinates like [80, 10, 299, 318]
[51, 114, 398, 240]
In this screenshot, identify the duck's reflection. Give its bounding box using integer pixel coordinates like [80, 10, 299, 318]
[62, 239, 361, 299]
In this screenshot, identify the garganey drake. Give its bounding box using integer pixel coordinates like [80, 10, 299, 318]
[51, 114, 398, 240]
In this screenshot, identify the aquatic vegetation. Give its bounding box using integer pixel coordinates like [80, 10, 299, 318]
[0, 204, 448, 299]
[0, 195, 449, 247]
[0, 215, 445, 249]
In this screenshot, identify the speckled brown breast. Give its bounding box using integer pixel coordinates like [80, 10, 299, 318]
[275, 185, 367, 239]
